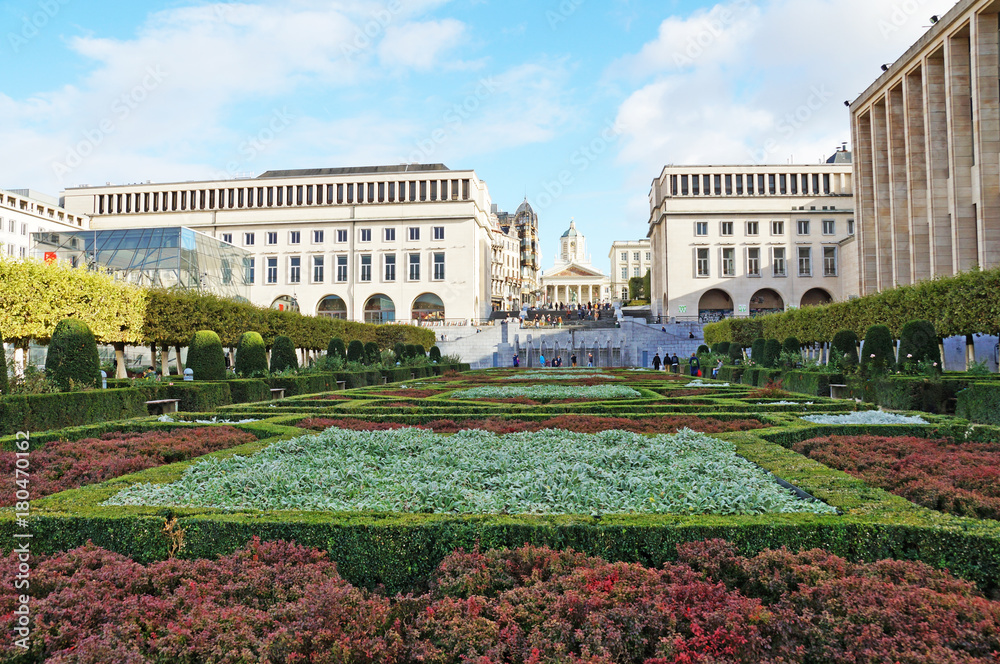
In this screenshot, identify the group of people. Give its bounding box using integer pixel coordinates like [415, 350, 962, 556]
[512, 352, 594, 368]
[651, 352, 715, 377]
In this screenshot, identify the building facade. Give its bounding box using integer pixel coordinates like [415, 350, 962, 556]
[609, 239, 652, 301]
[540, 220, 612, 306]
[647, 156, 855, 322]
[62, 165, 497, 324]
[489, 211, 522, 310]
[850, 0, 1000, 296]
[0, 189, 88, 260]
[493, 199, 541, 305]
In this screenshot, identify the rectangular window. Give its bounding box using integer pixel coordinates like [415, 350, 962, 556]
[797, 247, 812, 276]
[633, 266, 641, 277]
[621, 267, 628, 279]
[680, 175, 689, 195]
[290, 231, 301, 244]
[746, 221, 759, 236]
[266, 232, 278, 245]
[244, 232, 255, 246]
[360, 228, 372, 242]
[384, 254, 396, 281]
[824, 246, 838, 276]
[822, 219, 835, 235]
[722, 248, 736, 277]
[336, 229, 348, 243]
[433, 226, 444, 240]
[360, 254, 372, 282]
[384, 228, 395, 242]
[221, 233, 233, 244]
[695, 222, 708, 236]
[720, 221, 734, 236]
[768, 174, 776, 195]
[312, 230, 324, 243]
[633, 252, 640, 261]
[289, 256, 301, 283]
[736, 175, 744, 195]
[409, 253, 420, 280]
[336, 255, 348, 282]
[771, 221, 785, 236]
[692, 175, 700, 196]
[620, 252, 628, 261]
[725, 174, 732, 195]
[747, 248, 760, 276]
[409, 227, 420, 241]
[779, 174, 787, 194]
[797, 220, 810, 235]
[772, 248, 786, 277]
[847, 219, 855, 235]
[244, 257, 255, 284]
[696, 248, 710, 277]
[312, 255, 324, 283]
[433, 252, 445, 280]
[266, 257, 278, 284]
[645, 252, 651, 261]
[714, 174, 722, 195]
[823, 173, 831, 194]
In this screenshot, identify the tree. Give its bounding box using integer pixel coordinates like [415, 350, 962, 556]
[187, 331, 227, 380]
[363, 341, 380, 366]
[727, 344, 743, 364]
[234, 332, 268, 377]
[782, 337, 801, 355]
[897, 319, 941, 372]
[327, 338, 346, 361]
[830, 329, 859, 370]
[751, 338, 767, 365]
[347, 340, 365, 363]
[393, 342, 406, 362]
[269, 335, 299, 373]
[0, 341, 7, 395]
[861, 325, 894, 375]
[429, 346, 442, 363]
[44, 318, 101, 391]
[762, 339, 782, 368]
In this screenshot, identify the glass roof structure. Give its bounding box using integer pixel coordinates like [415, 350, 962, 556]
[31, 227, 250, 300]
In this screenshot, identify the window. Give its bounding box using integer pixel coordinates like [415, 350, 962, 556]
[696, 248, 710, 277]
[360, 228, 372, 242]
[747, 248, 760, 277]
[19, 246, 26, 258]
[633, 252, 640, 261]
[244, 232, 255, 246]
[722, 248, 735, 277]
[746, 221, 759, 236]
[360, 254, 372, 282]
[645, 252, 651, 261]
[621, 267, 628, 279]
[772, 248, 786, 277]
[336, 229, 348, 243]
[695, 222, 708, 236]
[433, 253, 445, 280]
[721, 221, 734, 236]
[244, 258, 255, 284]
[20, 223, 27, 235]
[384, 228, 396, 242]
[433, 226, 444, 240]
[312, 255, 324, 283]
[384, 254, 396, 281]
[824, 246, 838, 276]
[797, 247, 812, 276]
[409, 253, 420, 280]
[633, 267, 641, 277]
[221, 233, 233, 244]
[312, 230, 324, 243]
[289, 256, 301, 283]
[409, 227, 420, 241]
[336, 255, 348, 282]
[771, 221, 784, 236]
[822, 219, 835, 235]
[620, 252, 627, 261]
[289, 231, 301, 244]
[266, 232, 278, 245]
[797, 220, 810, 235]
[266, 257, 278, 284]
[7, 219, 13, 233]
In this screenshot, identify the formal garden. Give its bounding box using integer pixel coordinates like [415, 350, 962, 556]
[3, 261, 1000, 662]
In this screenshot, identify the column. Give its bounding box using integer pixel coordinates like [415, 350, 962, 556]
[946, 31, 978, 272]
[924, 48, 954, 277]
[853, 108, 879, 295]
[887, 83, 911, 286]
[905, 69, 932, 282]
[871, 98, 894, 290]
[973, 12, 1000, 268]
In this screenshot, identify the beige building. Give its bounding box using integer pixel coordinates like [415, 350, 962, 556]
[489, 211, 522, 310]
[850, 0, 1000, 296]
[647, 156, 855, 322]
[0, 189, 88, 260]
[540, 220, 611, 306]
[493, 200, 541, 306]
[609, 239, 652, 301]
[62, 165, 498, 324]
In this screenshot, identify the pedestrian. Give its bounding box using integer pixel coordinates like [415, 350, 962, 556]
[652, 353, 661, 371]
[689, 353, 701, 377]
[689, 331, 695, 339]
[539, 353, 546, 367]
[661, 326, 666, 332]
[671, 353, 680, 374]
[713, 358, 724, 379]
[513, 354, 519, 367]
[587, 353, 594, 367]
[571, 353, 577, 367]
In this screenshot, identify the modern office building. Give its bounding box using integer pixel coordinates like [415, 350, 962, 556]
[0, 190, 88, 260]
[850, 0, 1000, 296]
[62, 164, 498, 324]
[539, 220, 612, 306]
[646, 154, 855, 322]
[609, 239, 652, 301]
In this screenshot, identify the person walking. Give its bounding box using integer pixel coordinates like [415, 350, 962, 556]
[571, 353, 577, 367]
[539, 353, 546, 367]
[587, 353, 594, 367]
[652, 353, 662, 371]
[670, 353, 680, 374]
[689, 353, 701, 377]
[513, 354, 519, 368]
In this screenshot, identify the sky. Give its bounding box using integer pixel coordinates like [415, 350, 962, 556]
[1, 0, 958, 272]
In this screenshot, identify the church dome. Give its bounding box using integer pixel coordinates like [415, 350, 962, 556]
[515, 199, 534, 216]
[560, 220, 579, 238]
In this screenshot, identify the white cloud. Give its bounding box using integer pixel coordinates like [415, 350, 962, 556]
[378, 19, 466, 70]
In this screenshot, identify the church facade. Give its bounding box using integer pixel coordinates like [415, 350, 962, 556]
[539, 220, 612, 306]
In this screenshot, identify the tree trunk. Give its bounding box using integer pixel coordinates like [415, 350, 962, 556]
[160, 344, 170, 378]
[174, 344, 184, 375]
[966, 334, 976, 371]
[114, 343, 128, 379]
[149, 344, 158, 373]
[939, 341, 947, 371]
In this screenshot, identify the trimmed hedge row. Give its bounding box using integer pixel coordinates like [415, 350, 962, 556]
[956, 382, 1000, 425]
[0, 388, 148, 436]
[781, 371, 844, 397]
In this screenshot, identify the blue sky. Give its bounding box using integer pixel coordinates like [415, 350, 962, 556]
[1, 0, 956, 271]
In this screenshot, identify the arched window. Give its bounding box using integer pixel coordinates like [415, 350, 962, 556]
[364, 294, 395, 324]
[271, 295, 299, 312]
[317, 295, 347, 320]
[411, 293, 445, 321]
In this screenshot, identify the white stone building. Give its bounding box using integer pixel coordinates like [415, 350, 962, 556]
[489, 211, 522, 311]
[540, 220, 612, 306]
[647, 154, 855, 322]
[62, 165, 498, 324]
[609, 239, 652, 301]
[0, 189, 88, 260]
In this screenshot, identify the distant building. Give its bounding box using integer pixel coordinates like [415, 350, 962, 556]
[540, 220, 611, 306]
[609, 239, 652, 301]
[493, 199, 541, 306]
[849, 0, 1000, 296]
[0, 189, 88, 261]
[647, 155, 855, 322]
[489, 210, 522, 310]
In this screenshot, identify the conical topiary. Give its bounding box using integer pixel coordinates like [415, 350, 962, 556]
[896, 320, 941, 372]
[762, 339, 782, 369]
[393, 342, 406, 362]
[45, 318, 101, 391]
[363, 342, 380, 366]
[751, 338, 767, 365]
[429, 346, 442, 363]
[269, 335, 299, 373]
[187, 330, 227, 381]
[327, 338, 346, 361]
[347, 340, 365, 363]
[830, 329, 859, 369]
[727, 344, 743, 364]
[861, 325, 894, 374]
[782, 337, 800, 355]
[234, 331, 268, 377]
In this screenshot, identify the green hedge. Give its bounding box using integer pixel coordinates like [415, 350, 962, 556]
[0, 388, 148, 436]
[225, 379, 271, 404]
[740, 368, 781, 387]
[956, 383, 1000, 424]
[716, 366, 745, 383]
[846, 376, 962, 414]
[781, 371, 844, 397]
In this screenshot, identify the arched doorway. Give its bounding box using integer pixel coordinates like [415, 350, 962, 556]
[698, 289, 733, 323]
[317, 295, 348, 319]
[801, 288, 833, 307]
[271, 295, 299, 313]
[749, 289, 784, 317]
[411, 293, 445, 321]
[364, 294, 395, 324]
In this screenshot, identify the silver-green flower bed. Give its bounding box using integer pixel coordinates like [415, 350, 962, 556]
[104, 428, 836, 516]
[450, 385, 641, 399]
[504, 372, 616, 380]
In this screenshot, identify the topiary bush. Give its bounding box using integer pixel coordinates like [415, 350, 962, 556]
[44, 318, 101, 391]
[782, 337, 800, 355]
[697, 344, 710, 355]
[429, 346, 442, 363]
[186, 330, 227, 381]
[347, 340, 365, 363]
[393, 342, 406, 362]
[415, 344, 426, 358]
[830, 329, 859, 370]
[327, 338, 346, 362]
[727, 344, 743, 364]
[234, 332, 268, 377]
[762, 339, 782, 369]
[861, 325, 895, 375]
[363, 342, 380, 366]
[268, 335, 298, 373]
[751, 338, 766, 365]
[896, 319, 941, 373]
